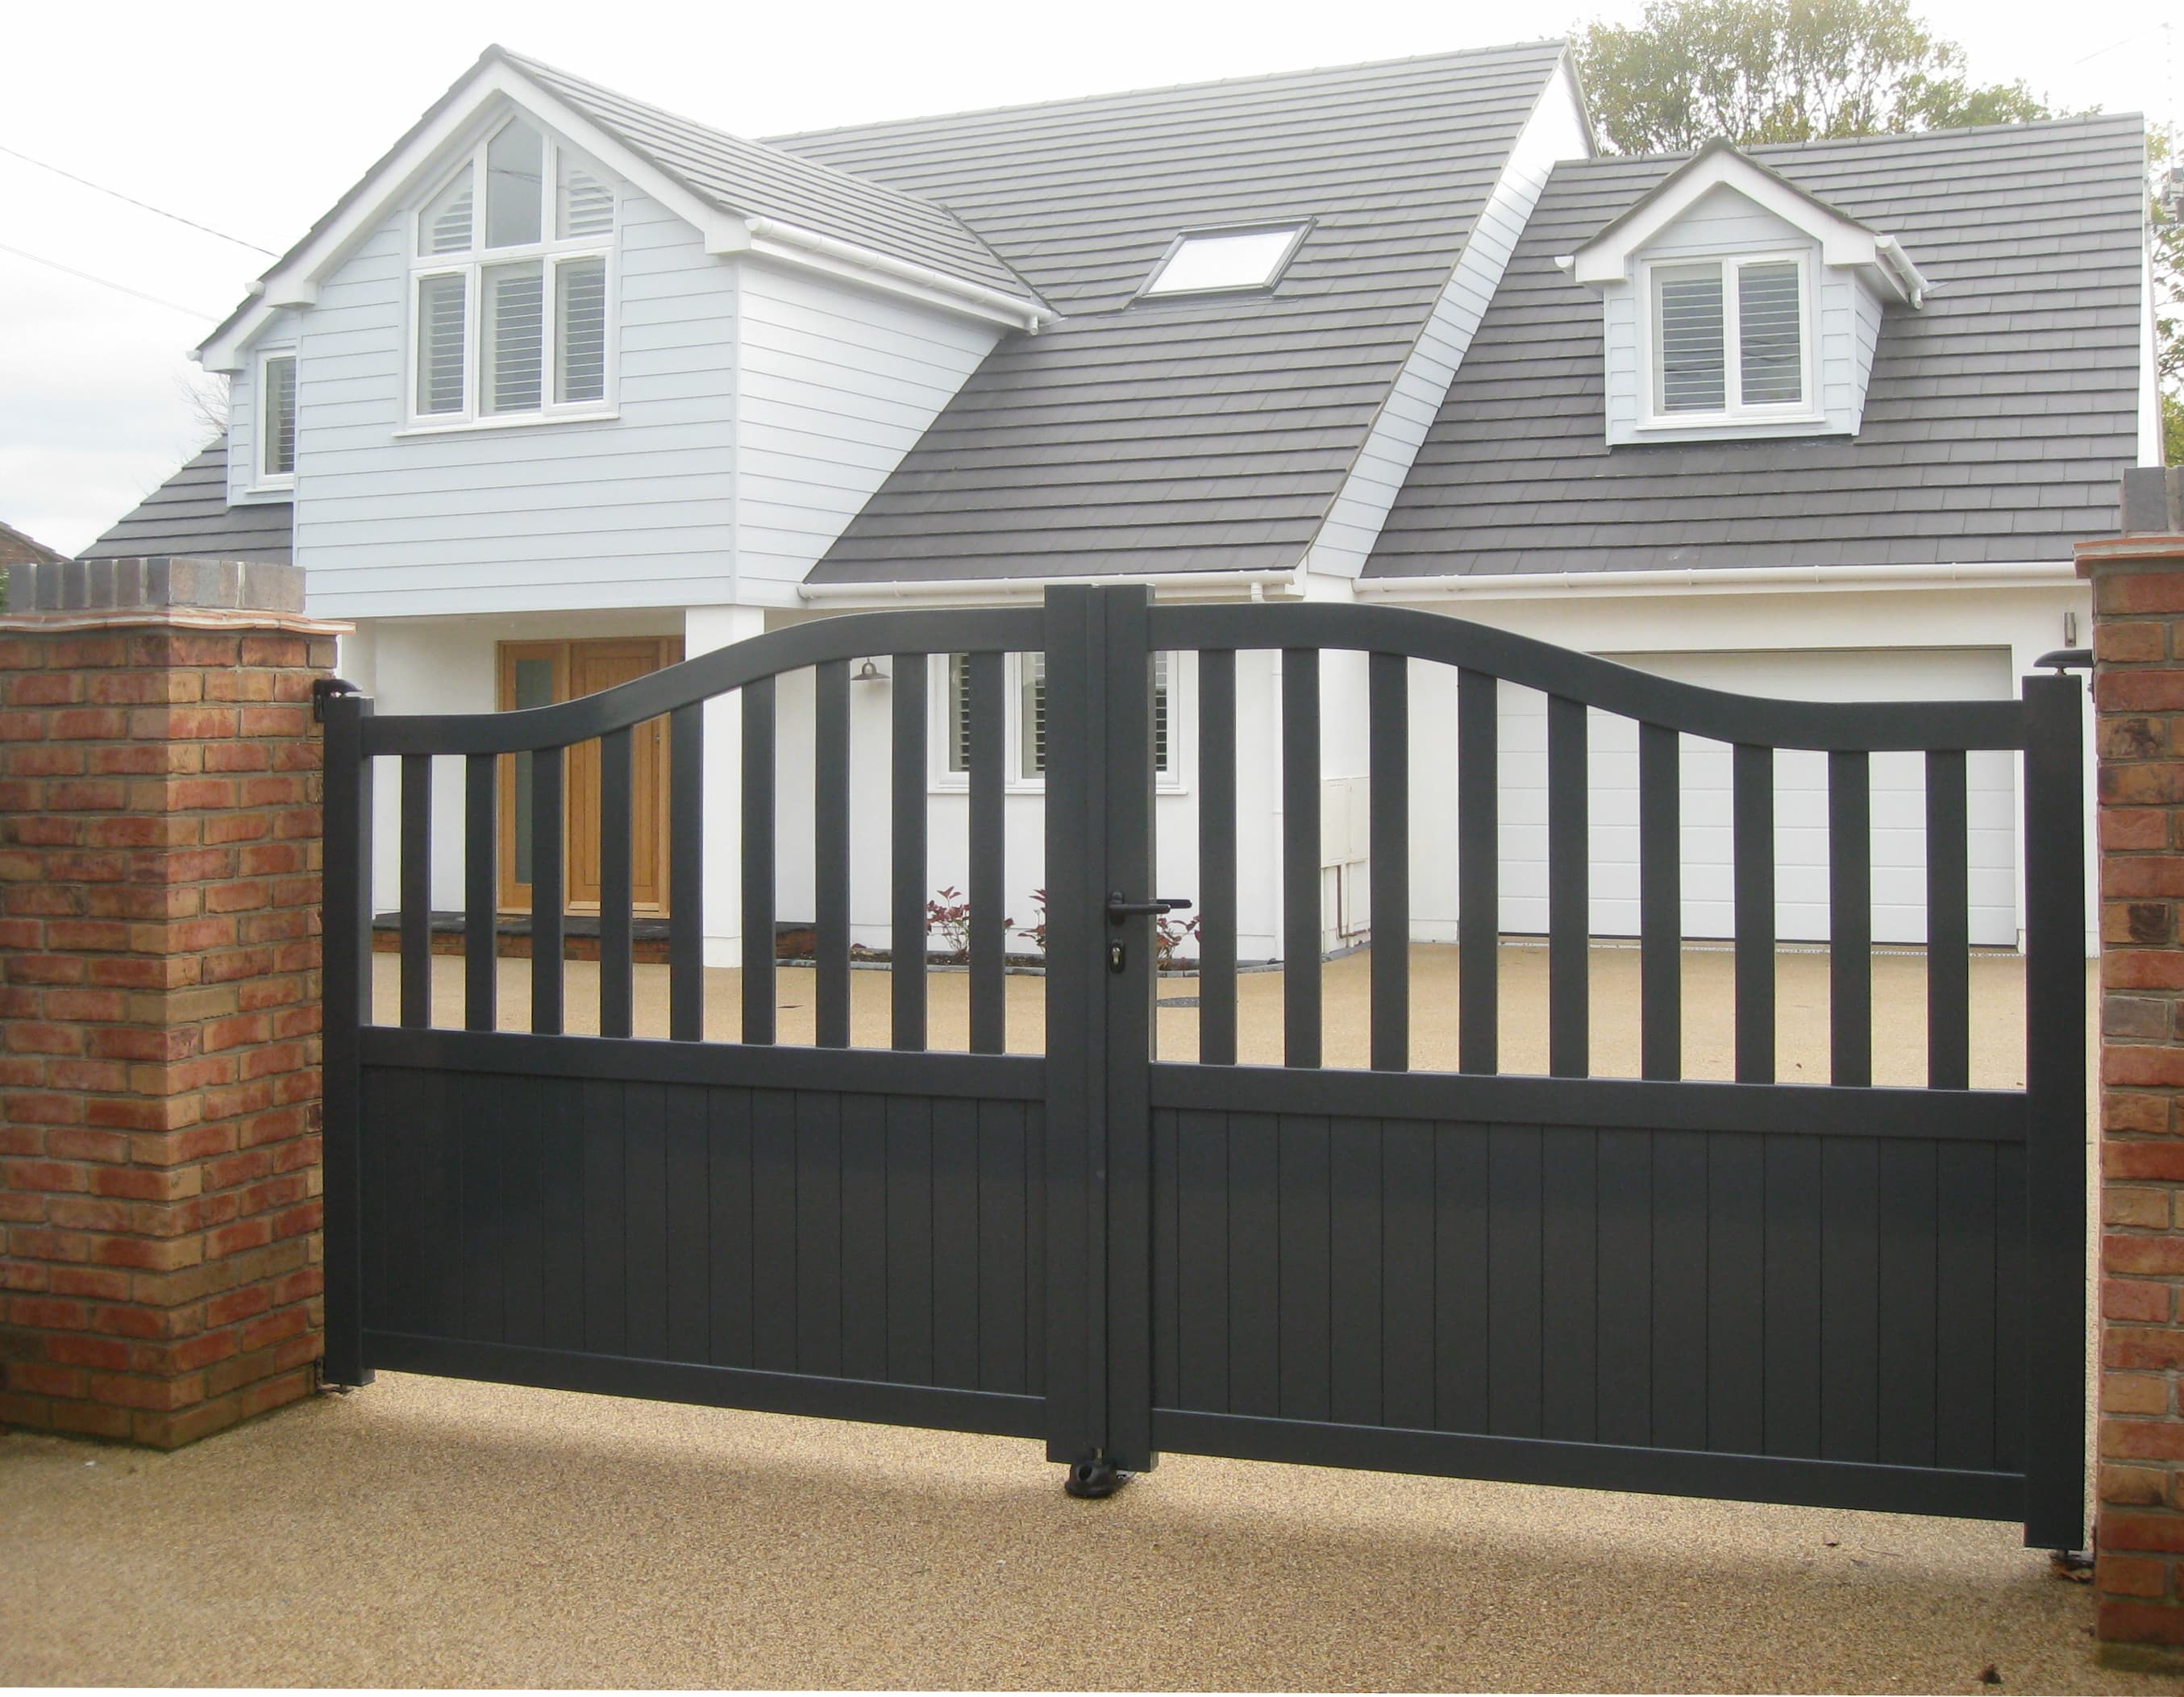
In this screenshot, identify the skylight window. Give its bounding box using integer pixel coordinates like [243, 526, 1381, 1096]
[1142, 225, 1306, 297]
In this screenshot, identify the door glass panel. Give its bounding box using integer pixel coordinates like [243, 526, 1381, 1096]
[511, 656, 555, 885]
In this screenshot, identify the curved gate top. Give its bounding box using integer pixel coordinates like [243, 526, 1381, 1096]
[321, 584, 2085, 1545]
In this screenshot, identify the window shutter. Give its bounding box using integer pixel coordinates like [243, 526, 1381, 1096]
[1020, 652, 1046, 779]
[555, 257, 608, 405]
[1153, 651, 1170, 773]
[557, 157, 615, 240]
[1655, 264, 1726, 414]
[947, 655, 971, 773]
[262, 356, 296, 478]
[415, 274, 467, 414]
[483, 262, 544, 414]
[1737, 261, 1803, 406]
[420, 176, 473, 255]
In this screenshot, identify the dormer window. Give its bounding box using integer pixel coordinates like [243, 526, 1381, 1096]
[1649, 254, 1810, 422]
[1142, 223, 1307, 297]
[406, 116, 617, 428]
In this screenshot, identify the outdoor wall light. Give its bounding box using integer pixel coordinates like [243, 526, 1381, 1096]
[852, 659, 890, 684]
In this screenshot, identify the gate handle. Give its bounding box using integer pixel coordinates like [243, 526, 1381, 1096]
[1106, 892, 1192, 925]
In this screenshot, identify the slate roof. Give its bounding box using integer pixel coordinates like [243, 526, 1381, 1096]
[78, 439, 292, 566]
[0, 521, 66, 568]
[778, 40, 1568, 582]
[501, 50, 1034, 306]
[1365, 114, 2149, 577]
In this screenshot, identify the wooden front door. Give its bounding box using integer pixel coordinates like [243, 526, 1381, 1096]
[497, 637, 680, 914]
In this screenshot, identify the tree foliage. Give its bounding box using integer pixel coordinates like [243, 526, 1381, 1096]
[1575, 0, 2049, 155]
[2153, 129, 2183, 465]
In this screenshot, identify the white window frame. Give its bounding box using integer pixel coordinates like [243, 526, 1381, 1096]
[1134, 220, 1312, 302]
[252, 346, 298, 492]
[399, 114, 618, 433]
[930, 651, 1188, 795]
[1636, 247, 1820, 431]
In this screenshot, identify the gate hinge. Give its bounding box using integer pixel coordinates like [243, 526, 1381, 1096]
[311, 676, 362, 722]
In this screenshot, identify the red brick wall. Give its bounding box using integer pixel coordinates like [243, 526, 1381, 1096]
[2086, 537, 2184, 1651]
[0, 621, 334, 1445]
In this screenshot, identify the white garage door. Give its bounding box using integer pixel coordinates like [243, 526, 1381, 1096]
[1412, 648, 2020, 948]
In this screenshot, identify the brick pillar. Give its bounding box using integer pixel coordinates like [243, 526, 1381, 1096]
[2082, 468, 2184, 1661]
[0, 559, 349, 1447]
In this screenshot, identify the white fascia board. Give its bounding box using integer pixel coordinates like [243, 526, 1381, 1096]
[740, 218, 1052, 333]
[798, 566, 1303, 606]
[1571, 148, 1921, 303]
[1354, 560, 2078, 601]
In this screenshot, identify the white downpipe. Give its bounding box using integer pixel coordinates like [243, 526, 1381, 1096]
[1354, 559, 2077, 601]
[797, 566, 1304, 605]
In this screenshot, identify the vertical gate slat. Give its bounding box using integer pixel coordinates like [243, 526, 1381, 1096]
[1992, 1145, 2028, 1472]
[1487, 1126, 1545, 1437]
[1227, 1113, 1280, 1418]
[837, 1093, 888, 1380]
[622, 1084, 668, 1360]
[1282, 651, 1321, 1069]
[750, 1089, 797, 1372]
[538, 1081, 585, 1354]
[1328, 1117, 1383, 1427]
[1649, 1130, 1708, 1451]
[1818, 1137, 1882, 1463]
[892, 654, 928, 1053]
[1876, 1140, 1941, 1468]
[813, 660, 852, 1050]
[741, 679, 776, 1046]
[967, 651, 1006, 1055]
[663, 1087, 709, 1363]
[1175, 1110, 1230, 1412]
[1379, 1122, 1434, 1431]
[464, 754, 496, 1032]
[399, 752, 431, 1029]
[794, 1091, 843, 1378]
[1638, 724, 1681, 1080]
[499, 1074, 545, 1348]
[1594, 1129, 1652, 1447]
[1733, 743, 1774, 1084]
[1547, 697, 1588, 1079]
[1828, 751, 1872, 1087]
[1935, 1141, 1998, 1471]
[1924, 750, 1971, 1091]
[705, 1086, 755, 1368]
[1708, 1133, 1766, 1455]
[1458, 670, 1499, 1073]
[978, 1100, 1030, 1393]
[319, 695, 371, 1387]
[668, 704, 704, 1043]
[1434, 1125, 1491, 1435]
[598, 728, 634, 1041]
[1762, 1134, 1824, 1458]
[1196, 650, 1239, 1067]
[1540, 1127, 1598, 1444]
[580, 1079, 625, 1354]
[462, 1078, 504, 1341]
[530, 745, 564, 1037]
[1276, 1115, 1332, 1423]
[885, 1095, 934, 1384]
[1369, 653, 1409, 1072]
[931, 1096, 981, 1390]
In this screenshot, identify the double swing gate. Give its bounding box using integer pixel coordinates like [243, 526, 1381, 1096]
[322, 584, 2086, 1546]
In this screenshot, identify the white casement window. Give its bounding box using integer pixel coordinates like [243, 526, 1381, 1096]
[256, 351, 297, 487]
[1644, 252, 1814, 425]
[406, 116, 615, 427]
[937, 652, 1179, 789]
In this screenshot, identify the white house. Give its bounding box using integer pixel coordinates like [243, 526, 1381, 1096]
[85, 41, 2159, 964]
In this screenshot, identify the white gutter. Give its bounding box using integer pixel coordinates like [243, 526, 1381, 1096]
[742, 216, 1054, 334]
[798, 566, 1304, 606]
[1355, 560, 2078, 601]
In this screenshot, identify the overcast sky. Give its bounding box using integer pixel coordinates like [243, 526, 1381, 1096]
[4, 0, 2177, 555]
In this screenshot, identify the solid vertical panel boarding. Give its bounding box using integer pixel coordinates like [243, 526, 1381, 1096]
[1828, 751, 1873, 1087]
[598, 727, 634, 1041]
[1924, 749, 1970, 1091]
[892, 655, 929, 1052]
[1370, 652, 1409, 1073]
[1638, 723, 1681, 1080]
[668, 704, 704, 1043]
[1546, 696, 1587, 1079]
[967, 650, 1005, 1055]
[2020, 674, 2087, 1551]
[1196, 649, 1238, 1067]
[1458, 668, 1498, 1074]
[1283, 650, 1321, 1069]
[741, 678, 776, 1046]
[813, 660, 851, 1050]
[399, 752, 432, 1029]
[464, 754, 496, 1032]
[530, 744, 565, 1037]
[1733, 743, 1774, 1084]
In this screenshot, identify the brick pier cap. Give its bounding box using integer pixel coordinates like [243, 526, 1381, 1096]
[1, 558, 349, 1447]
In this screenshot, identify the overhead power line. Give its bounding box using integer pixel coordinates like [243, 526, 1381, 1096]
[0, 239, 218, 319]
[0, 140, 278, 256]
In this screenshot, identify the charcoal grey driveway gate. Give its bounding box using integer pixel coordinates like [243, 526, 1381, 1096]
[321, 584, 2085, 1547]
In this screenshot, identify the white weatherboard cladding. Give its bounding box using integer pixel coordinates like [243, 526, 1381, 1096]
[226, 310, 302, 506]
[1600, 184, 1883, 445]
[1306, 58, 1591, 580]
[1406, 647, 2017, 948]
[733, 260, 1001, 603]
[292, 180, 742, 619]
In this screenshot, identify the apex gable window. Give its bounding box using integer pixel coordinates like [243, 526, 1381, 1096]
[407, 116, 616, 426]
[1646, 253, 1812, 424]
[257, 351, 297, 486]
[1142, 224, 1308, 297]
